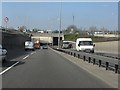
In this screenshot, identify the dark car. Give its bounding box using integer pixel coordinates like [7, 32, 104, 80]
[42, 45, 48, 49]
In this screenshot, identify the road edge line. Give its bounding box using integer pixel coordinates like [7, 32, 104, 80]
[0, 61, 19, 75]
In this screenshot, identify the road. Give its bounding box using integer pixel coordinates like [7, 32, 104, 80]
[2, 48, 111, 88]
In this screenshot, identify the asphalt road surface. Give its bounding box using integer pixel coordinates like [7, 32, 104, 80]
[2, 48, 111, 88]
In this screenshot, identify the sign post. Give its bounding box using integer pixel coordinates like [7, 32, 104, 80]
[4, 17, 9, 30]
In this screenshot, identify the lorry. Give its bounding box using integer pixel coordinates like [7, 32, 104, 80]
[76, 38, 95, 53]
[34, 40, 40, 49]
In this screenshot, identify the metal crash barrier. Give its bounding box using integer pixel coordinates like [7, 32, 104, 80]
[53, 47, 119, 74]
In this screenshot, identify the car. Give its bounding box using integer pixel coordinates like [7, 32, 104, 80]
[25, 41, 35, 51]
[42, 44, 48, 49]
[62, 41, 70, 49]
[0, 44, 7, 62]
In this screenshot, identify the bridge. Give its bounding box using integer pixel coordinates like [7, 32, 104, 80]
[30, 32, 64, 45]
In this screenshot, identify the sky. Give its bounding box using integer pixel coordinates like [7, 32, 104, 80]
[1, 1, 118, 31]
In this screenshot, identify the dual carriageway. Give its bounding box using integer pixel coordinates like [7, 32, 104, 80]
[0, 34, 119, 88]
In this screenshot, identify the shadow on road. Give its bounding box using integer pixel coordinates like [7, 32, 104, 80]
[2, 61, 25, 68]
[7, 48, 28, 61]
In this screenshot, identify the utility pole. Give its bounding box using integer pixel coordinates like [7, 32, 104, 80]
[58, 1, 62, 48]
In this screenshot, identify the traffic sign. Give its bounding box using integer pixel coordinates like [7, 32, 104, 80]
[4, 17, 9, 23]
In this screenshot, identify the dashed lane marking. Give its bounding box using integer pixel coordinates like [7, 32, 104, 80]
[31, 52, 34, 55]
[30, 51, 36, 55]
[23, 55, 29, 60]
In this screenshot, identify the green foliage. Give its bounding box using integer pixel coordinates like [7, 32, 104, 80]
[19, 26, 27, 32]
[64, 34, 118, 42]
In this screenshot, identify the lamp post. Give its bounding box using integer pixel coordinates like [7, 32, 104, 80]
[58, 1, 62, 48]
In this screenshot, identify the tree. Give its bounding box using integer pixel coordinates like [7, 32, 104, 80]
[65, 25, 78, 34]
[89, 26, 98, 34]
[100, 27, 108, 34]
[32, 28, 38, 32]
[26, 29, 31, 32]
[19, 26, 27, 32]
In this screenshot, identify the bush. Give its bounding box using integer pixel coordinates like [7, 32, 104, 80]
[64, 34, 118, 42]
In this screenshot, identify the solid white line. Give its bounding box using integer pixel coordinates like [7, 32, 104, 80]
[23, 55, 29, 60]
[0, 61, 19, 75]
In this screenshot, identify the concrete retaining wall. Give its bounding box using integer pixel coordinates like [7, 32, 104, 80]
[94, 34, 118, 37]
[2, 32, 30, 49]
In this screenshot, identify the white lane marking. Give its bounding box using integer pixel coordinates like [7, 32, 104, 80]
[0, 61, 19, 75]
[30, 51, 36, 55]
[23, 55, 29, 60]
[31, 52, 34, 55]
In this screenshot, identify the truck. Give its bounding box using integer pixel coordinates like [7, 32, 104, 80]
[34, 40, 40, 49]
[76, 38, 95, 53]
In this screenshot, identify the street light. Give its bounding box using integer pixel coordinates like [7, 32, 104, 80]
[58, 1, 62, 48]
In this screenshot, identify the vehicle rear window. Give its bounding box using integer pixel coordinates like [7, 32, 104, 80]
[79, 41, 93, 45]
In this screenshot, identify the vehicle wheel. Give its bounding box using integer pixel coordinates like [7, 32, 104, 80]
[91, 50, 94, 53]
[2, 59, 5, 63]
[25, 49, 27, 51]
[3, 57, 7, 63]
[32, 49, 35, 51]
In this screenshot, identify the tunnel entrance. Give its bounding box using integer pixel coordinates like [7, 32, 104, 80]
[53, 37, 58, 45]
[53, 37, 62, 46]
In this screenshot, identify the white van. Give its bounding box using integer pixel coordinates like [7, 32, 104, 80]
[25, 41, 35, 51]
[76, 38, 95, 53]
